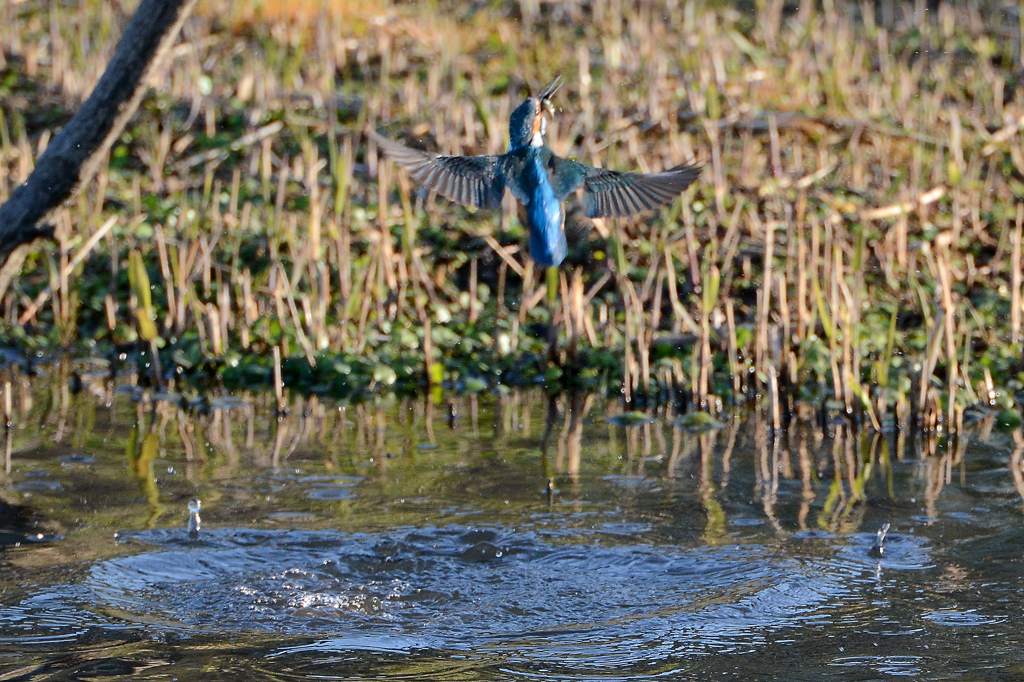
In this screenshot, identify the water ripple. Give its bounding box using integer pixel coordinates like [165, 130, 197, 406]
[0, 524, 881, 673]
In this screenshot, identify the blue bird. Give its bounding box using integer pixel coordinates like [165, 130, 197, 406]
[370, 76, 700, 268]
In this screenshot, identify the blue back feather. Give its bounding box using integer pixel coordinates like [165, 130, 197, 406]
[524, 153, 566, 267]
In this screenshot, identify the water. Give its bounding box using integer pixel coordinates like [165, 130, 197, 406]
[1, 373, 1023, 678]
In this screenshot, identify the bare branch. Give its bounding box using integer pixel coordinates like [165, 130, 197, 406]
[0, 0, 197, 264]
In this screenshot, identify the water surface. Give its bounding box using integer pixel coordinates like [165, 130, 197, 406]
[1, 371, 1023, 678]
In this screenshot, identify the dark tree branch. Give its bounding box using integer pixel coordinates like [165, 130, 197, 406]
[0, 0, 197, 264]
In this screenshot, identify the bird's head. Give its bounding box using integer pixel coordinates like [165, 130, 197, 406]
[508, 75, 562, 150]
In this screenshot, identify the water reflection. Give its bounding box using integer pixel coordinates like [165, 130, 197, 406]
[1, 362, 1024, 677]
[1, 363, 1023, 531]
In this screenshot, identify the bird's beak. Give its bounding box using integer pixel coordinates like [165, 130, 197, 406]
[538, 74, 563, 103]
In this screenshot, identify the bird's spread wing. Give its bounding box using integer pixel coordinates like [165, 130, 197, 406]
[370, 131, 506, 209]
[549, 156, 701, 218]
[499, 153, 531, 205]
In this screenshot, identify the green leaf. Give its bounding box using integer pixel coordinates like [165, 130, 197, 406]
[428, 362, 444, 386]
[127, 250, 158, 341]
[675, 411, 724, 431]
[608, 411, 655, 426]
[996, 408, 1022, 429]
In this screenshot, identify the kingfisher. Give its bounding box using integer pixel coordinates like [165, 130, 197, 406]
[370, 76, 700, 268]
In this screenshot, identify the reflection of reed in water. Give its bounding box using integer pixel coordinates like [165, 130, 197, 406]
[699, 425, 734, 544]
[1011, 432, 1024, 512]
[6, 368, 1024, 535]
[125, 409, 163, 528]
[3, 380, 12, 475]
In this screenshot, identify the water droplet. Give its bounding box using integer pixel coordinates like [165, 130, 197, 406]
[188, 498, 202, 539]
[869, 522, 891, 557]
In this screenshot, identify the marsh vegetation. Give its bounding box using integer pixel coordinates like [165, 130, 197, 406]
[0, 1, 1022, 434]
